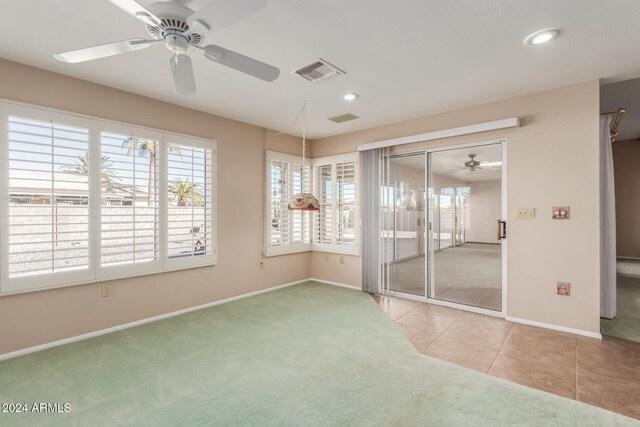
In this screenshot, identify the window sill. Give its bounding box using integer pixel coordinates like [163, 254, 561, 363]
[0, 259, 217, 297]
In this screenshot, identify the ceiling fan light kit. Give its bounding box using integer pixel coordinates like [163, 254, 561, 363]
[54, 0, 280, 95]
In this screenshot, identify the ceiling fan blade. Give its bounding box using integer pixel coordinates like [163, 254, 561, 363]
[480, 161, 502, 167]
[170, 54, 197, 95]
[110, 0, 161, 26]
[187, 0, 267, 34]
[203, 45, 279, 82]
[54, 39, 151, 63]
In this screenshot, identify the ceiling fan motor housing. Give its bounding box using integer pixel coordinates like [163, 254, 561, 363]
[464, 154, 480, 170]
[146, 1, 203, 49]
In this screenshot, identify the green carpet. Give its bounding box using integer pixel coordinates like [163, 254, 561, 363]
[0, 282, 636, 426]
[601, 274, 640, 342]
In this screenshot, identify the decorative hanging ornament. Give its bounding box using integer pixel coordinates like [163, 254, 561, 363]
[288, 101, 320, 211]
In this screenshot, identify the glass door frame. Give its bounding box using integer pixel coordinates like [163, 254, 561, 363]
[381, 138, 508, 319]
[381, 152, 427, 298]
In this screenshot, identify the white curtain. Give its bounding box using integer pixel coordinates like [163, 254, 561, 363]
[600, 115, 617, 319]
[362, 149, 382, 294]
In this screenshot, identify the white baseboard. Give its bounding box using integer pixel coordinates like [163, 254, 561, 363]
[617, 259, 640, 277]
[309, 278, 361, 290]
[505, 316, 602, 339]
[2, 278, 603, 362]
[0, 278, 312, 362]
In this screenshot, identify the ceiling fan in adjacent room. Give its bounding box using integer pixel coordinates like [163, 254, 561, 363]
[463, 154, 482, 171]
[54, 0, 280, 95]
[447, 154, 502, 172]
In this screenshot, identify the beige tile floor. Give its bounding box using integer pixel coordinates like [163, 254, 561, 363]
[373, 294, 640, 420]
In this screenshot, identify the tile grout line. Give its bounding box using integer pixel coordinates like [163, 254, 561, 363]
[392, 298, 637, 418]
[418, 310, 464, 353]
[390, 298, 460, 353]
[486, 322, 515, 374]
[391, 300, 445, 353]
[392, 300, 422, 323]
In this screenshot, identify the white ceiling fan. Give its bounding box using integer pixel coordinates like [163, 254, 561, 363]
[54, 0, 280, 95]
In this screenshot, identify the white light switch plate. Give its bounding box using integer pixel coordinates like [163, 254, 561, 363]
[517, 208, 535, 219]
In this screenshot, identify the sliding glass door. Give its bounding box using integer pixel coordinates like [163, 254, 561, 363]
[427, 143, 503, 311]
[382, 153, 426, 297]
[381, 142, 504, 313]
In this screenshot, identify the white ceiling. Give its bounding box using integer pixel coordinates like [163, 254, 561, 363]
[391, 143, 502, 183]
[1, 1, 640, 139]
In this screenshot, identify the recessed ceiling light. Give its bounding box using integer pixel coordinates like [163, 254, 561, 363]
[524, 28, 560, 46]
[343, 93, 359, 101]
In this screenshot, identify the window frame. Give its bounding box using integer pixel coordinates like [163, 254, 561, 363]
[1, 103, 94, 293]
[0, 101, 217, 296]
[264, 151, 313, 257]
[312, 153, 360, 256]
[263, 151, 360, 257]
[94, 121, 165, 281]
[163, 132, 217, 271]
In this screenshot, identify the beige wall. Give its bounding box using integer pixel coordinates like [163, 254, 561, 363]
[613, 139, 640, 258]
[0, 59, 602, 354]
[467, 180, 502, 244]
[311, 81, 601, 333]
[432, 173, 466, 191]
[0, 59, 310, 355]
[389, 160, 425, 189]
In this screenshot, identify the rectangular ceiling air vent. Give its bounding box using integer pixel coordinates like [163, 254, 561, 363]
[294, 58, 346, 82]
[328, 113, 360, 123]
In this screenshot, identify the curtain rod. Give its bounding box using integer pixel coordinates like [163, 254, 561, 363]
[600, 107, 626, 142]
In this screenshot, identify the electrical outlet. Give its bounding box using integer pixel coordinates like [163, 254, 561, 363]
[339, 256, 345, 264]
[101, 285, 112, 297]
[557, 281, 570, 296]
[259, 260, 265, 269]
[517, 208, 535, 219]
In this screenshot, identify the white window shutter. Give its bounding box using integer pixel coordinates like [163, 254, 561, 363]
[314, 163, 333, 246]
[269, 158, 289, 248]
[264, 151, 312, 256]
[290, 161, 311, 245]
[336, 160, 357, 248]
[165, 135, 215, 268]
[3, 105, 92, 292]
[96, 122, 163, 278]
[0, 103, 217, 295]
[311, 153, 360, 255]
